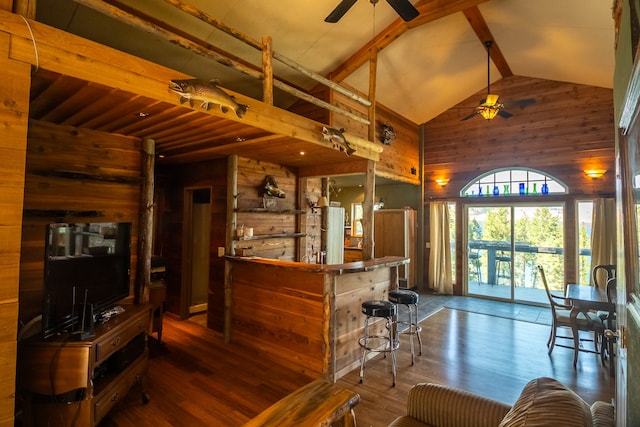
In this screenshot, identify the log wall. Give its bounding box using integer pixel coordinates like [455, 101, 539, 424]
[0, 30, 30, 427]
[20, 120, 142, 324]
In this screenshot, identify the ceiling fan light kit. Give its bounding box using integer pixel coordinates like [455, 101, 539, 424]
[461, 40, 535, 121]
[479, 106, 500, 120]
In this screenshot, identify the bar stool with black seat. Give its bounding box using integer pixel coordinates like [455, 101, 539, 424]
[388, 289, 422, 365]
[359, 300, 399, 386]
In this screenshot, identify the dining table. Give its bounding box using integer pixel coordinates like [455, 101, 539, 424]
[565, 284, 615, 369]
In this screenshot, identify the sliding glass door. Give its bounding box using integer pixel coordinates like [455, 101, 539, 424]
[466, 204, 564, 304]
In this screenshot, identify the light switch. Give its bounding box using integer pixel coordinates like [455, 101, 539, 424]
[217, 247, 225, 257]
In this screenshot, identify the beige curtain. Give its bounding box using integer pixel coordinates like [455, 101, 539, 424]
[590, 198, 616, 288]
[428, 202, 453, 294]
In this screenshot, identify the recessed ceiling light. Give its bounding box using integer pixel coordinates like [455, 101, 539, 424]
[299, 151, 305, 156]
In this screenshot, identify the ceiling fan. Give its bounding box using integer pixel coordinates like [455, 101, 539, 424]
[325, 0, 419, 23]
[461, 41, 535, 121]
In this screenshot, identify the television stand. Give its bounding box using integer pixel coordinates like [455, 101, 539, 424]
[18, 304, 152, 427]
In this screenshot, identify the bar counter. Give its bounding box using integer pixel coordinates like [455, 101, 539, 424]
[224, 256, 409, 382]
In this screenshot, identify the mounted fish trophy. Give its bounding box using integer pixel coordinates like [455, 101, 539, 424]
[322, 127, 356, 156]
[169, 79, 249, 118]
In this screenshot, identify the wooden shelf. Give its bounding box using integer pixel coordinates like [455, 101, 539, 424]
[236, 232, 306, 241]
[235, 208, 306, 214]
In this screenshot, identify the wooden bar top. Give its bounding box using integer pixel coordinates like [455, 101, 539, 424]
[225, 255, 408, 275]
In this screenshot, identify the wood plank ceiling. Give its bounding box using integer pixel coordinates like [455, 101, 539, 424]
[28, 69, 364, 168]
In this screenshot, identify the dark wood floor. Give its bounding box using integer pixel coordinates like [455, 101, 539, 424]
[99, 295, 615, 427]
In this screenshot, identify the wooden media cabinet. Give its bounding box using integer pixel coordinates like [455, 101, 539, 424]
[18, 304, 151, 427]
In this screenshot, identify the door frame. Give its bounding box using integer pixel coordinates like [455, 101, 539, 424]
[463, 202, 566, 304]
[180, 186, 212, 320]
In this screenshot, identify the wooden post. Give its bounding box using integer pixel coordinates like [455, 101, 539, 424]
[12, 0, 35, 17]
[320, 177, 329, 262]
[361, 160, 376, 260]
[137, 138, 155, 305]
[262, 35, 273, 105]
[0, 28, 30, 427]
[224, 155, 239, 343]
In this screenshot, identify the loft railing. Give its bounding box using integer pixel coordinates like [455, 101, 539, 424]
[73, 0, 372, 126]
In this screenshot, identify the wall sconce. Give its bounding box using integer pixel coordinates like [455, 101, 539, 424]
[435, 178, 450, 186]
[584, 169, 606, 179]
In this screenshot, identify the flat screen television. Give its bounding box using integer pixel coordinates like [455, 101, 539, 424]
[42, 222, 131, 339]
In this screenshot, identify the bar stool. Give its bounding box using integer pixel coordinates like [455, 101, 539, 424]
[359, 300, 398, 386]
[389, 289, 422, 365]
[495, 252, 511, 285]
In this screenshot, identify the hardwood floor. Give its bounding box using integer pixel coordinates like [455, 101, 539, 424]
[99, 295, 615, 427]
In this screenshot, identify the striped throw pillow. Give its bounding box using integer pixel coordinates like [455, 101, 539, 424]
[499, 377, 593, 427]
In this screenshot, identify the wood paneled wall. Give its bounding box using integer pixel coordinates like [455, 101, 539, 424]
[235, 158, 301, 260]
[229, 261, 326, 377]
[423, 76, 615, 291]
[0, 31, 30, 427]
[19, 120, 143, 324]
[157, 157, 322, 331]
[424, 76, 615, 198]
[375, 104, 420, 185]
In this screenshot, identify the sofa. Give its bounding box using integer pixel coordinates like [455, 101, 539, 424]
[389, 377, 614, 427]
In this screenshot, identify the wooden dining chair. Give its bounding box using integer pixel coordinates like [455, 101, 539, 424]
[592, 264, 615, 289]
[598, 277, 617, 373]
[537, 266, 603, 365]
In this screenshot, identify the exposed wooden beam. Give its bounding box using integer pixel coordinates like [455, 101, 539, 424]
[463, 6, 513, 78]
[328, 0, 490, 83]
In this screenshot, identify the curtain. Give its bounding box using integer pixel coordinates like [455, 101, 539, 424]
[590, 198, 616, 288]
[428, 202, 453, 294]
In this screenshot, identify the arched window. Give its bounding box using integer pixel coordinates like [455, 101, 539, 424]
[460, 168, 567, 197]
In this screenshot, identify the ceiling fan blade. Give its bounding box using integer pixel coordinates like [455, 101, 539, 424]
[385, 0, 419, 21]
[461, 111, 479, 121]
[325, 0, 358, 23]
[497, 109, 513, 119]
[503, 98, 536, 108]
